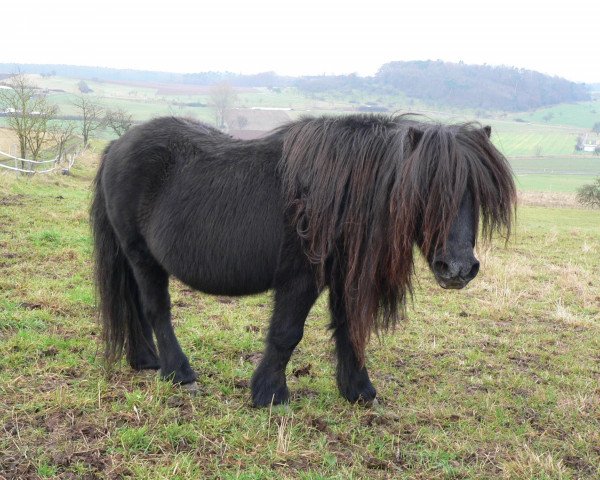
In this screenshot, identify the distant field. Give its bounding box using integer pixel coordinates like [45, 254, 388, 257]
[0, 128, 16, 152]
[516, 100, 600, 129]
[491, 124, 579, 157]
[515, 174, 597, 193]
[509, 156, 600, 175]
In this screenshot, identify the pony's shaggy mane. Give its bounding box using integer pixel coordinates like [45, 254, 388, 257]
[279, 114, 516, 364]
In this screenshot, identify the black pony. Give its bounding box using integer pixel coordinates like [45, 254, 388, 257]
[91, 114, 515, 406]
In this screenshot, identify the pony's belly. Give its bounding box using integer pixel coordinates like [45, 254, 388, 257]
[149, 228, 280, 297]
[171, 260, 276, 296]
[143, 155, 286, 297]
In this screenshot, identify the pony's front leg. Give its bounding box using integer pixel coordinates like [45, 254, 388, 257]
[251, 273, 318, 407]
[329, 286, 377, 404]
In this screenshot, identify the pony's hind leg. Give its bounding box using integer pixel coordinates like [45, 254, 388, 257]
[329, 283, 377, 404]
[251, 272, 319, 407]
[123, 239, 197, 385]
[127, 303, 160, 371]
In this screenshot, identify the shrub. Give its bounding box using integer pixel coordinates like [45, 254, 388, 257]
[576, 177, 600, 208]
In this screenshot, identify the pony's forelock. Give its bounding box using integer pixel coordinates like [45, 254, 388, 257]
[279, 115, 516, 365]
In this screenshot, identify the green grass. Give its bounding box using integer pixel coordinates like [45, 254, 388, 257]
[0, 148, 599, 479]
[509, 156, 600, 175]
[509, 155, 600, 193]
[491, 124, 580, 157]
[515, 174, 597, 192]
[516, 100, 600, 129]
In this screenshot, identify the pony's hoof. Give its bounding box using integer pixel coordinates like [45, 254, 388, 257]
[340, 381, 377, 405]
[160, 360, 197, 386]
[251, 382, 290, 407]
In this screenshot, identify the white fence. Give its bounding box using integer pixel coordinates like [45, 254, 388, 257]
[0, 144, 84, 175]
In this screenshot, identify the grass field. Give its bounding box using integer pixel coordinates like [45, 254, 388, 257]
[515, 174, 597, 193]
[489, 123, 581, 157]
[0, 150, 599, 479]
[516, 100, 600, 130]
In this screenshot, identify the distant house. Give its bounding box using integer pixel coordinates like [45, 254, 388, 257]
[576, 133, 599, 152]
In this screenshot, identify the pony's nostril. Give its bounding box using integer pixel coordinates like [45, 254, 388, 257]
[433, 260, 450, 276]
[466, 261, 480, 280]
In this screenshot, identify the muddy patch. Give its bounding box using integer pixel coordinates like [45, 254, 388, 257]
[0, 194, 26, 206]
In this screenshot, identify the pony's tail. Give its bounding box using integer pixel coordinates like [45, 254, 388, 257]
[91, 143, 143, 366]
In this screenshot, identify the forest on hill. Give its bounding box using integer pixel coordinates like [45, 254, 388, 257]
[0, 60, 590, 112]
[373, 61, 590, 111]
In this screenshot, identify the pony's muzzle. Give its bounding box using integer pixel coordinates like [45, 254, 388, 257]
[432, 254, 480, 289]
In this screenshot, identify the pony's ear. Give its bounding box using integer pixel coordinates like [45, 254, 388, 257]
[407, 127, 424, 150]
[483, 125, 492, 138]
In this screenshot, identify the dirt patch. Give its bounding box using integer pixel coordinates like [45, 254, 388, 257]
[562, 455, 597, 476]
[292, 364, 312, 378]
[216, 296, 237, 304]
[0, 194, 26, 206]
[243, 352, 263, 365]
[360, 411, 401, 428]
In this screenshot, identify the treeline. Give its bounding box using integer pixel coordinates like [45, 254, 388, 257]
[0, 64, 293, 87]
[374, 61, 590, 111]
[0, 61, 590, 111]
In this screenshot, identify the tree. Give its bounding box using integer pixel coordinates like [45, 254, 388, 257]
[0, 73, 58, 166]
[26, 107, 58, 161]
[48, 122, 77, 161]
[72, 95, 104, 146]
[576, 177, 600, 208]
[104, 108, 134, 137]
[209, 82, 237, 130]
[592, 122, 600, 135]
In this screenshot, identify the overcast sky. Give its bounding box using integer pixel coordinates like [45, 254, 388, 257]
[2, 1, 598, 83]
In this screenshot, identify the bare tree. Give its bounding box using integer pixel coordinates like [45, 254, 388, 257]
[71, 95, 104, 146]
[0, 73, 58, 166]
[105, 108, 134, 137]
[48, 122, 77, 161]
[209, 82, 237, 130]
[26, 107, 58, 161]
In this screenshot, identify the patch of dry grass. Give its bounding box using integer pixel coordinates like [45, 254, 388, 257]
[518, 191, 578, 208]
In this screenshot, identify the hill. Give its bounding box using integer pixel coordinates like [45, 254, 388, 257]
[0, 61, 590, 112]
[374, 60, 590, 111]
